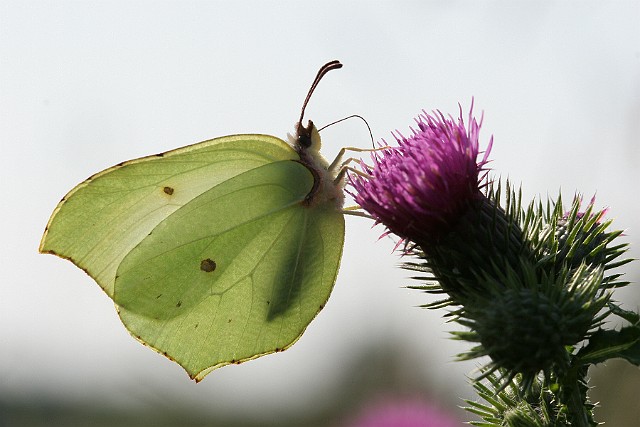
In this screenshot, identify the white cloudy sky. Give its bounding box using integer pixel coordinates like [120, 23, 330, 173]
[1, 0, 639, 421]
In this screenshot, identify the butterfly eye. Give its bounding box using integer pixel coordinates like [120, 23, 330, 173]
[296, 120, 314, 150]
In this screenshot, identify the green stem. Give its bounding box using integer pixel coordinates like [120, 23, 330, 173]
[559, 366, 595, 427]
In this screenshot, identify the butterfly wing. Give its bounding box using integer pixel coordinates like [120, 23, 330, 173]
[40, 134, 345, 379]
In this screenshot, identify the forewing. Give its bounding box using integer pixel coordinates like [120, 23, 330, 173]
[40, 135, 295, 297]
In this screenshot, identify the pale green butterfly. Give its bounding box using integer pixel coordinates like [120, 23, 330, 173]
[40, 60, 349, 381]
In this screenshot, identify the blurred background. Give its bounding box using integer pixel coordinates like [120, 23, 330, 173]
[2, 1, 639, 426]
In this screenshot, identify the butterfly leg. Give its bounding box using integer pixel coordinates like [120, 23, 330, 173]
[327, 145, 390, 174]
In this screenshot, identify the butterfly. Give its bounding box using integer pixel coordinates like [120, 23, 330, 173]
[40, 60, 347, 381]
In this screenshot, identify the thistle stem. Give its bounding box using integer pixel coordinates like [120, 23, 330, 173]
[559, 366, 595, 427]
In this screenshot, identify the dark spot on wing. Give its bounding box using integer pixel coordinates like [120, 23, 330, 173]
[200, 258, 216, 272]
[176, 301, 182, 308]
[163, 186, 174, 195]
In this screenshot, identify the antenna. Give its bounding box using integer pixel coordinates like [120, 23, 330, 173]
[318, 114, 375, 148]
[298, 60, 343, 126]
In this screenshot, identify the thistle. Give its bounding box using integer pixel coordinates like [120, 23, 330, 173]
[349, 103, 635, 426]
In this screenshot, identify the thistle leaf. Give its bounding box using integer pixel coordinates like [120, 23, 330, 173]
[576, 325, 640, 365]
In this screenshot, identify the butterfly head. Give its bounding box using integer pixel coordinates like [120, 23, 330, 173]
[295, 119, 322, 154]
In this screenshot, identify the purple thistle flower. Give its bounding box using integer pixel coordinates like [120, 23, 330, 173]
[350, 103, 493, 246]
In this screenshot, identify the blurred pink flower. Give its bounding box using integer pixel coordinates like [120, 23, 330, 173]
[341, 396, 461, 427]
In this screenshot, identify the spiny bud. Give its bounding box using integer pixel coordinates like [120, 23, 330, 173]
[457, 263, 607, 381]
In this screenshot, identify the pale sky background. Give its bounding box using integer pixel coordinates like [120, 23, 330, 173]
[1, 0, 640, 423]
